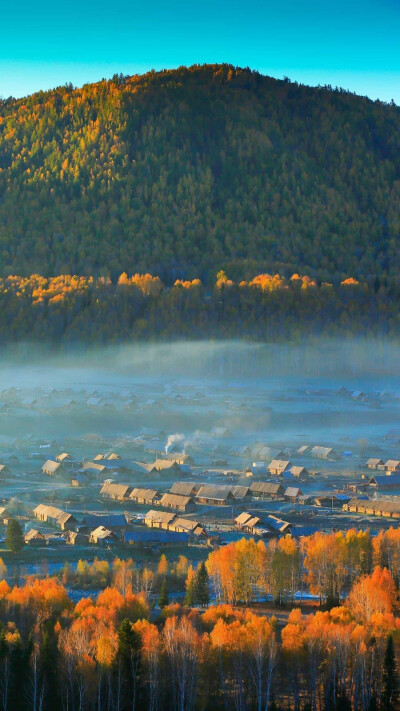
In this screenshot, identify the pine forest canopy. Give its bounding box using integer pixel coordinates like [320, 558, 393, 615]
[0, 63, 399, 283]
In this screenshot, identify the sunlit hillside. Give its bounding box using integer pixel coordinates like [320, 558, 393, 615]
[0, 64, 399, 281]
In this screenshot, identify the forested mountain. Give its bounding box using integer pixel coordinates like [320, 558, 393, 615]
[0, 64, 399, 283]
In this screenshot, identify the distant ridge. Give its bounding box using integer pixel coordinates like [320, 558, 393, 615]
[0, 63, 399, 283]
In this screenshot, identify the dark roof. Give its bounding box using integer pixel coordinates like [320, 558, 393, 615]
[124, 529, 188, 544]
[82, 513, 128, 528]
[369, 474, 400, 488]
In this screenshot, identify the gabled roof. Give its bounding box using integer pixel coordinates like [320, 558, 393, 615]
[152, 459, 181, 471]
[91, 525, 115, 540]
[170, 482, 199, 497]
[264, 515, 291, 533]
[131, 461, 154, 473]
[82, 461, 106, 472]
[298, 445, 309, 454]
[33, 504, 75, 524]
[82, 513, 128, 528]
[196, 485, 234, 501]
[268, 459, 290, 472]
[169, 517, 203, 532]
[235, 512, 252, 526]
[124, 529, 188, 544]
[100, 482, 132, 498]
[230, 485, 251, 498]
[369, 474, 400, 487]
[130, 487, 159, 501]
[56, 453, 72, 462]
[290, 466, 308, 477]
[347, 498, 400, 514]
[366, 458, 384, 466]
[25, 528, 45, 541]
[385, 460, 400, 468]
[284, 486, 302, 498]
[249, 481, 283, 495]
[159, 493, 194, 508]
[246, 516, 261, 528]
[311, 446, 334, 457]
[144, 510, 176, 525]
[42, 460, 61, 473]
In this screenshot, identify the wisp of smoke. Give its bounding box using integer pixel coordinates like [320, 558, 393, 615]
[165, 433, 185, 454]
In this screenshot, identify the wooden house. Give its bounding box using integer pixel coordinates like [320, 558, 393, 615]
[235, 512, 261, 533]
[385, 460, 400, 473]
[144, 510, 177, 529]
[366, 458, 384, 470]
[168, 517, 206, 537]
[196, 485, 235, 506]
[264, 515, 291, 534]
[25, 528, 46, 546]
[33, 504, 77, 530]
[298, 445, 309, 455]
[314, 495, 342, 508]
[0, 507, 11, 524]
[284, 486, 303, 502]
[81, 513, 128, 535]
[170, 482, 200, 497]
[42, 460, 64, 476]
[268, 460, 291, 476]
[100, 482, 132, 501]
[230, 485, 252, 500]
[368, 474, 400, 489]
[290, 466, 309, 479]
[129, 488, 160, 505]
[310, 446, 337, 460]
[249, 482, 284, 499]
[158, 493, 196, 512]
[90, 526, 118, 545]
[66, 530, 89, 546]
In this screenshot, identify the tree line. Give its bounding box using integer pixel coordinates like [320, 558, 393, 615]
[0, 529, 398, 708]
[0, 559, 397, 709]
[1, 271, 400, 343]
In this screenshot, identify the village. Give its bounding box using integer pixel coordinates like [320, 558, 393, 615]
[0, 375, 399, 575]
[0, 362, 396, 572]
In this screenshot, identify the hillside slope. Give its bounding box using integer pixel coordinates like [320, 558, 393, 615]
[0, 64, 399, 282]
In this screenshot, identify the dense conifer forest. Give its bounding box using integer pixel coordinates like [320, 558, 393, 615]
[0, 64, 399, 285]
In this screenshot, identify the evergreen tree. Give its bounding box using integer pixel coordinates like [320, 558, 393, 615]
[194, 562, 210, 606]
[158, 578, 169, 609]
[382, 634, 398, 710]
[40, 621, 60, 711]
[117, 619, 141, 711]
[5, 519, 24, 553]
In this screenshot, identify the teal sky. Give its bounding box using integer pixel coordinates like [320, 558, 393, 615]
[1, 0, 399, 102]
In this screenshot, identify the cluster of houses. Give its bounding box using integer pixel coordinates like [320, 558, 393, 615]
[362, 458, 400, 490]
[30, 505, 132, 547]
[235, 511, 292, 536]
[27, 500, 210, 549]
[100, 480, 306, 509]
[366, 457, 400, 471]
[143, 510, 206, 538]
[40, 453, 193, 485]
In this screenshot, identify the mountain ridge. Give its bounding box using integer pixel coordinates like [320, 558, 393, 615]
[0, 63, 399, 283]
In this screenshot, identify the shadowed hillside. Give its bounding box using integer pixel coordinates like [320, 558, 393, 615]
[0, 63, 399, 282]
